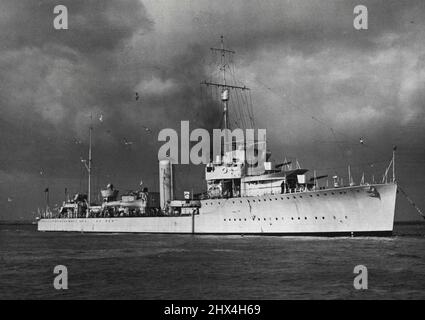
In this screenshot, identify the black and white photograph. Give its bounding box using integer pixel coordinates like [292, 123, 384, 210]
[0, 0, 425, 304]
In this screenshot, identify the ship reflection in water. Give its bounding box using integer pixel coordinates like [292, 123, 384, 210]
[1, 223, 425, 299]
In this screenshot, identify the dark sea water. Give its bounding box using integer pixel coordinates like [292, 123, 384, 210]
[1, 223, 425, 300]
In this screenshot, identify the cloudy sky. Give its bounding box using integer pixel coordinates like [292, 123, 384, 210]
[0, 0, 424, 220]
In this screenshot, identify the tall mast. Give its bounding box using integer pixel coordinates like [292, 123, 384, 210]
[88, 113, 92, 206]
[202, 36, 249, 152]
[220, 35, 228, 130]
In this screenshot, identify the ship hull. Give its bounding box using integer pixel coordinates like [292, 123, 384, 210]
[38, 183, 397, 236]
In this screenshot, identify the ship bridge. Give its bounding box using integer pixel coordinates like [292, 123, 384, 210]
[205, 146, 311, 198]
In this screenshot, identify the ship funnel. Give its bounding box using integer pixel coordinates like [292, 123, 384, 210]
[159, 159, 174, 209]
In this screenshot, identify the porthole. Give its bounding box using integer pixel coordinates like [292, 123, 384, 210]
[345, 216, 348, 219]
[324, 193, 327, 196]
[299, 196, 303, 198]
[287, 197, 290, 200]
[224, 218, 226, 221]
[322, 217, 325, 219]
[310, 195, 313, 197]
[275, 218, 278, 221]
[291, 217, 294, 220]
[264, 218, 266, 221]
[298, 217, 300, 220]
[315, 217, 318, 220]
[331, 192, 335, 195]
[304, 217, 307, 220]
[239, 218, 241, 221]
[264, 199, 266, 202]
[240, 201, 243, 204]
[293, 196, 296, 199]
[269, 199, 272, 201]
[244, 218, 247, 221]
[257, 218, 260, 221]
[234, 218, 236, 221]
[281, 197, 284, 200]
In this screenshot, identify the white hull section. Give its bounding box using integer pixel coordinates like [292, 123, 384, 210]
[38, 184, 397, 236]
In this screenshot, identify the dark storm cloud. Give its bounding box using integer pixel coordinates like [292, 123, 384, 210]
[0, 0, 152, 53]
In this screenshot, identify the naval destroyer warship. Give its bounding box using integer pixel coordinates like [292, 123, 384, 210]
[38, 38, 397, 236]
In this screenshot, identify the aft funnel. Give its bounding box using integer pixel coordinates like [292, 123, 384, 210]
[159, 159, 174, 209]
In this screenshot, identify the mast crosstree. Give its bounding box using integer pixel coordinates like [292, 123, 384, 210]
[201, 36, 250, 132]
